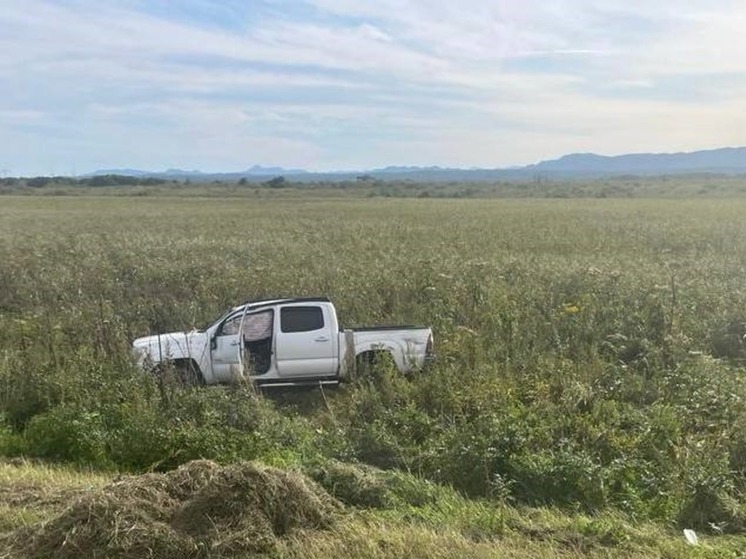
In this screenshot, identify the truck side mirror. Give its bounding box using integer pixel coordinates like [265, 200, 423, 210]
[210, 337, 217, 350]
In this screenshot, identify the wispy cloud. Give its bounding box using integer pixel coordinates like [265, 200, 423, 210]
[0, 0, 745, 174]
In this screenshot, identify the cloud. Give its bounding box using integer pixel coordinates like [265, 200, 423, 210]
[359, 23, 393, 43]
[1, 0, 745, 173]
[0, 109, 47, 125]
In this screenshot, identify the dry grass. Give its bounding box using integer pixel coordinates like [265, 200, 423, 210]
[278, 514, 718, 559]
[6, 460, 337, 559]
[0, 459, 741, 559]
[0, 459, 110, 535]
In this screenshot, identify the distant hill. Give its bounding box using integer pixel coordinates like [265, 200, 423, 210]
[86, 146, 746, 182]
[88, 166, 306, 179]
[91, 168, 155, 177]
[243, 165, 308, 176]
[526, 146, 746, 175]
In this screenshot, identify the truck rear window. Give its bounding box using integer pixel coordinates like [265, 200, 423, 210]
[280, 306, 324, 333]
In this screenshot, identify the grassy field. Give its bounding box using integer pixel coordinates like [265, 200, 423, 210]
[1, 194, 746, 557]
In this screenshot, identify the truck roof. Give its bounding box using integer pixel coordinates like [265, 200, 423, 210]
[233, 296, 331, 313]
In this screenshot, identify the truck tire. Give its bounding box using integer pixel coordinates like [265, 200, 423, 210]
[156, 359, 204, 387]
[354, 351, 396, 379]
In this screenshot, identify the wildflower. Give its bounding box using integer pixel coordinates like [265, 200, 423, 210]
[563, 303, 580, 314]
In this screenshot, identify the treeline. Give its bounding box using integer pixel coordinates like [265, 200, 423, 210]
[5, 173, 746, 199]
[5, 175, 169, 188]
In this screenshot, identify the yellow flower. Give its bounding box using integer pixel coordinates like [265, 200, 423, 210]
[563, 303, 580, 314]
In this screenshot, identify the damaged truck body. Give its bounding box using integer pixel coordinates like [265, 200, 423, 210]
[132, 297, 434, 387]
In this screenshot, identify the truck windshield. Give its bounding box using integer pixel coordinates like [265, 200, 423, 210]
[197, 306, 244, 332]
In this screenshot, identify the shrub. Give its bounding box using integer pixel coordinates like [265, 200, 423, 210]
[24, 406, 112, 466]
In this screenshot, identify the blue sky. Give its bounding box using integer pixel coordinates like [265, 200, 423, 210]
[1, 0, 745, 175]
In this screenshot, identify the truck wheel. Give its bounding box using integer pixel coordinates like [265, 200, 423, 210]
[176, 361, 204, 386]
[156, 360, 204, 387]
[355, 351, 395, 379]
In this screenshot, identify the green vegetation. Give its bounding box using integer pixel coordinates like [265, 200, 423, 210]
[1, 194, 746, 556]
[4, 174, 746, 198]
[10, 174, 170, 189]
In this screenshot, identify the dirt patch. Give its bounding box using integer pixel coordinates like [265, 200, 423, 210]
[16, 460, 340, 559]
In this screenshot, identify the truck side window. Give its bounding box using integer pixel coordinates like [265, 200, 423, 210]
[280, 306, 324, 333]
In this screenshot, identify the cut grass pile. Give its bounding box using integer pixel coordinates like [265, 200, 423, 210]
[5, 460, 337, 559]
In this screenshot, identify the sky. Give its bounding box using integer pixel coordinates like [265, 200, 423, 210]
[1, 0, 746, 175]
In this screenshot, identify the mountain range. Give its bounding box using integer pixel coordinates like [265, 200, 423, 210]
[91, 146, 746, 182]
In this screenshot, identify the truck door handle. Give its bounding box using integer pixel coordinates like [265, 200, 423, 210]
[229, 341, 240, 347]
[314, 337, 329, 342]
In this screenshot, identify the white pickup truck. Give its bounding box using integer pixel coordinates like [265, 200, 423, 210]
[132, 297, 434, 387]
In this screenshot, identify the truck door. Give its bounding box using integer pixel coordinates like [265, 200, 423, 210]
[275, 304, 337, 377]
[210, 312, 243, 382]
[240, 309, 275, 376]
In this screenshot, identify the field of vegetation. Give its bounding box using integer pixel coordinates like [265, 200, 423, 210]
[1, 193, 746, 557]
[4, 173, 746, 199]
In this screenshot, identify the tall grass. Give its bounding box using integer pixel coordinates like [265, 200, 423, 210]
[1, 196, 745, 531]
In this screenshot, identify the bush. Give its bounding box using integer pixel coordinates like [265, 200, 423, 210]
[26, 176, 51, 188]
[24, 406, 112, 466]
[264, 176, 287, 188]
[307, 460, 442, 509]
